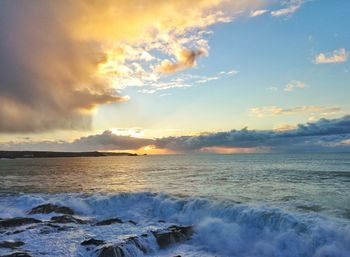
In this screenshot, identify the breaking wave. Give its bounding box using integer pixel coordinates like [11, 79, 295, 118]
[1, 192, 350, 257]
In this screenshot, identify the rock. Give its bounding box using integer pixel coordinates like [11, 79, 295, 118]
[125, 236, 147, 253]
[98, 245, 125, 257]
[97, 234, 152, 257]
[158, 219, 166, 223]
[0, 241, 25, 249]
[81, 238, 105, 246]
[29, 204, 74, 215]
[128, 220, 137, 225]
[50, 215, 86, 224]
[4, 229, 25, 235]
[95, 218, 123, 226]
[0, 217, 41, 228]
[1, 252, 32, 257]
[152, 225, 193, 249]
[92, 225, 193, 257]
[40, 224, 73, 234]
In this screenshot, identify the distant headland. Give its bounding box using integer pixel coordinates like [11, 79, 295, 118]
[0, 151, 139, 159]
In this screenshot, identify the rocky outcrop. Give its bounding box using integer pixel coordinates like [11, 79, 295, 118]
[0, 241, 25, 249]
[128, 220, 137, 225]
[95, 218, 123, 226]
[98, 245, 125, 257]
[50, 215, 87, 224]
[29, 204, 74, 215]
[81, 238, 106, 246]
[0, 217, 41, 228]
[93, 225, 193, 257]
[152, 225, 193, 249]
[96, 235, 150, 257]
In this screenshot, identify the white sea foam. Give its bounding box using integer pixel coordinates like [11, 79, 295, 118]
[0, 192, 350, 257]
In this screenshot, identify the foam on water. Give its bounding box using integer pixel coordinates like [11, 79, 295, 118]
[1, 192, 349, 257]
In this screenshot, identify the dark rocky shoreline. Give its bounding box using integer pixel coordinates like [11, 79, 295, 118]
[0, 203, 193, 257]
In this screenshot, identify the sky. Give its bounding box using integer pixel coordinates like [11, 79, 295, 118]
[0, 0, 349, 154]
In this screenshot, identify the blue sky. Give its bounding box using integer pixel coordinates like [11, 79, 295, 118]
[94, 0, 350, 137]
[0, 0, 349, 153]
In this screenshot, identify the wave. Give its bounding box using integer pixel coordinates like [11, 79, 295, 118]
[1, 192, 350, 257]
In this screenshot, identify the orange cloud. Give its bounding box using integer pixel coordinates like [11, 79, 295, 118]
[314, 48, 349, 64]
[0, 0, 264, 133]
[156, 48, 206, 74]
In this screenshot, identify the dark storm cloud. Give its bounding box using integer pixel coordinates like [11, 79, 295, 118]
[155, 116, 350, 151]
[0, 1, 125, 133]
[71, 130, 154, 151]
[1, 116, 350, 153]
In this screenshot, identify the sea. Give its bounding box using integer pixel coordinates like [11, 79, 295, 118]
[0, 153, 349, 257]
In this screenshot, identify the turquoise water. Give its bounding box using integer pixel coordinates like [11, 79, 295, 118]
[1, 153, 350, 256]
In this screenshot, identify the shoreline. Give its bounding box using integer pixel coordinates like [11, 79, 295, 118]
[0, 151, 139, 159]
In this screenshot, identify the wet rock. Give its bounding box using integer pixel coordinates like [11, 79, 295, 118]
[128, 220, 137, 225]
[29, 203, 74, 215]
[50, 215, 86, 224]
[158, 220, 166, 223]
[1, 252, 32, 257]
[97, 234, 152, 257]
[95, 218, 123, 226]
[94, 225, 193, 257]
[153, 225, 193, 249]
[98, 245, 125, 257]
[0, 217, 41, 228]
[0, 241, 25, 249]
[81, 238, 105, 246]
[125, 236, 148, 253]
[39, 223, 74, 234]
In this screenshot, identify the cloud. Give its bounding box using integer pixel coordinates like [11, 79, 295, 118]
[0, 1, 128, 133]
[154, 116, 350, 152]
[196, 70, 238, 84]
[250, 105, 342, 117]
[266, 86, 279, 92]
[0, 0, 262, 133]
[1, 130, 153, 152]
[271, 0, 304, 17]
[138, 69, 238, 94]
[284, 80, 308, 92]
[314, 48, 349, 64]
[2, 116, 350, 153]
[155, 48, 206, 74]
[250, 9, 269, 17]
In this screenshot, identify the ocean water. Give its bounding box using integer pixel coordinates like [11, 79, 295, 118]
[0, 153, 350, 257]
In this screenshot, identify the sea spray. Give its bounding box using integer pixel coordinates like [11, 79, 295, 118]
[0, 192, 349, 257]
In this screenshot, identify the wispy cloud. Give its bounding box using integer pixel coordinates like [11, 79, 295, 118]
[266, 86, 279, 92]
[250, 9, 269, 17]
[314, 48, 349, 64]
[271, 0, 305, 17]
[266, 80, 307, 92]
[284, 80, 308, 92]
[137, 69, 238, 94]
[196, 70, 238, 84]
[250, 105, 342, 118]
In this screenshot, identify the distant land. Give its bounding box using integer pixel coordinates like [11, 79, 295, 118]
[0, 151, 138, 159]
